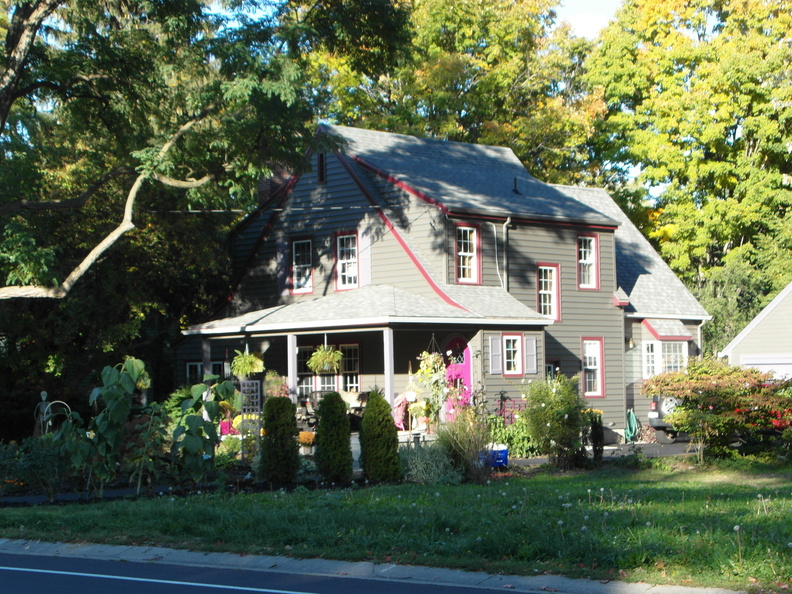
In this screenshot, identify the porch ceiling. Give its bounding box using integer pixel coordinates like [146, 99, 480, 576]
[184, 284, 550, 336]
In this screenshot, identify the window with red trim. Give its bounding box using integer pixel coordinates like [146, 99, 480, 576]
[577, 234, 599, 289]
[582, 338, 604, 397]
[455, 225, 480, 284]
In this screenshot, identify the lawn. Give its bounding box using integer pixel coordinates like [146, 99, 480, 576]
[1, 458, 791, 592]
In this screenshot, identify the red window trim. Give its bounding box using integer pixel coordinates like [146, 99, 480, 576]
[536, 262, 561, 322]
[334, 231, 359, 291]
[577, 233, 600, 291]
[581, 337, 605, 398]
[454, 222, 481, 285]
[289, 237, 314, 295]
[502, 333, 524, 378]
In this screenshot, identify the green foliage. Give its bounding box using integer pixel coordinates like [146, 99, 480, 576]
[306, 345, 343, 374]
[582, 408, 605, 464]
[436, 407, 492, 483]
[399, 444, 462, 485]
[585, 0, 792, 324]
[359, 389, 402, 483]
[230, 348, 264, 378]
[643, 358, 791, 459]
[17, 434, 70, 502]
[314, 392, 353, 484]
[171, 376, 240, 485]
[257, 396, 300, 485]
[123, 404, 170, 495]
[520, 375, 585, 469]
[487, 414, 537, 459]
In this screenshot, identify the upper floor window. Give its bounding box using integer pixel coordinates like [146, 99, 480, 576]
[582, 338, 604, 397]
[291, 239, 312, 294]
[456, 225, 479, 284]
[537, 264, 560, 320]
[336, 233, 358, 289]
[577, 235, 599, 289]
[643, 341, 688, 379]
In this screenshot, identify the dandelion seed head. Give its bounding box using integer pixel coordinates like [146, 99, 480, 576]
[558, 520, 564, 526]
[734, 525, 740, 532]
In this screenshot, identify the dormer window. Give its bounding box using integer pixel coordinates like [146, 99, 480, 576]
[455, 224, 479, 284]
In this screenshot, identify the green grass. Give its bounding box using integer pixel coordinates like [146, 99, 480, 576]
[2, 459, 792, 592]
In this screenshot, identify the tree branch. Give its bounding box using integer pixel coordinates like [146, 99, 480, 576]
[0, 166, 135, 217]
[0, 106, 220, 299]
[151, 171, 216, 188]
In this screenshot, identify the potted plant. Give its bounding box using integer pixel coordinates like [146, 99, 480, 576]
[298, 431, 316, 455]
[306, 344, 343, 374]
[231, 347, 264, 379]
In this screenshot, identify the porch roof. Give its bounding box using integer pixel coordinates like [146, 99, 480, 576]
[184, 284, 550, 336]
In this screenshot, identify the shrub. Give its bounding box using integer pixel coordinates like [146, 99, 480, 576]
[487, 414, 536, 459]
[359, 389, 402, 483]
[521, 375, 586, 470]
[257, 396, 299, 484]
[583, 408, 605, 464]
[314, 392, 353, 484]
[436, 407, 491, 483]
[399, 443, 462, 485]
[18, 434, 69, 502]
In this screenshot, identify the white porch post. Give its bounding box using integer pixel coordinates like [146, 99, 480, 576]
[383, 328, 395, 405]
[287, 333, 298, 403]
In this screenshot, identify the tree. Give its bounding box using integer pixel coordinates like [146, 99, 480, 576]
[0, 0, 411, 439]
[585, 0, 792, 323]
[309, 0, 606, 183]
[0, 0, 411, 300]
[359, 389, 401, 483]
[314, 392, 353, 484]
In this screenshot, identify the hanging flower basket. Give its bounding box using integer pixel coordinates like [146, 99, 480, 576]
[306, 344, 343, 374]
[230, 347, 264, 378]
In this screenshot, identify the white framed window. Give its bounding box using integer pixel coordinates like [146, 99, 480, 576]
[582, 338, 604, 397]
[341, 344, 360, 392]
[578, 235, 598, 289]
[537, 264, 559, 320]
[186, 361, 227, 385]
[297, 347, 314, 396]
[291, 239, 312, 294]
[336, 233, 358, 289]
[503, 334, 523, 376]
[643, 341, 689, 378]
[456, 225, 479, 284]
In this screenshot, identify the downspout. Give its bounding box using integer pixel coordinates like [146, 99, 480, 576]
[488, 222, 504, 289]
[502, 217, 511, 291]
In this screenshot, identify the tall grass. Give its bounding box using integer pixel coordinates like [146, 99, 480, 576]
[1, 462, 791, 591]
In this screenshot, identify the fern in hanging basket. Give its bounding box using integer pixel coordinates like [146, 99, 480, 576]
[231, 348, 264, 378]
[306, 345, 343, 374]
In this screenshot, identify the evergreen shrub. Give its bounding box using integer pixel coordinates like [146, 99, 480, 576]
[314, 392, 352, 484]
[359, 389, 402, 482]
[257, 396, 299, 484]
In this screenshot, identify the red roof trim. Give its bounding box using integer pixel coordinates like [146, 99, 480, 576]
[336, 153, 467, 311]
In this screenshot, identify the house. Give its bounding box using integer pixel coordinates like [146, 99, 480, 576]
[179, 125, 709, 441]
[718, 280, 792, 379]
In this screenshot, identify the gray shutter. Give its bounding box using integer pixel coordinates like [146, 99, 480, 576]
[489, 335, 502, 374]
[524, 335, 537, 375]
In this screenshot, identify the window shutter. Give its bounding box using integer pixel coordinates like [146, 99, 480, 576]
[524, 335, 537, 375]
[489, 336, 502, 374]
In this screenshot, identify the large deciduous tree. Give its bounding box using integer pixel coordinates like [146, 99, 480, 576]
[585, 0, 792, 352]
[0, 0, 410, 440]
[310, 0, 605, 184]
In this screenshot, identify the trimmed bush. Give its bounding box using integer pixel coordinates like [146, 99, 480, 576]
[257, 396, 299, 484]
[359, 389, 402, 482]
[314, 392, 353, 484]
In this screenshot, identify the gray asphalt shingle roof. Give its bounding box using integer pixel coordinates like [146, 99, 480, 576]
[326, 125, 618, 227]
[186, 284, 549, 335]
[553, 185, 709, 320]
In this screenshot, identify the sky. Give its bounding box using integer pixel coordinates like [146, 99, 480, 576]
[555, 0, 624, 39]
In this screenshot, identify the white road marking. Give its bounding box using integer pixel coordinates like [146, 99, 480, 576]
[0, 565, 320, 593]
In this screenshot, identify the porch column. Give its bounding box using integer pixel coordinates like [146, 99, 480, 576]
[287, 333, 298, 403]
[201, 336, 212, 383]
[383, 327, 395, 405]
